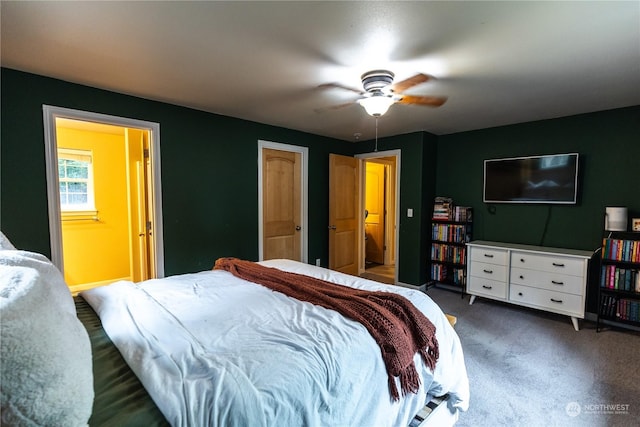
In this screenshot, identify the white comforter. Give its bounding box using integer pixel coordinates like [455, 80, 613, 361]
[82, 259, 469, 427]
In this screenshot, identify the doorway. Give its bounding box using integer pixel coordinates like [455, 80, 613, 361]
[357, 151, 399, 284]
[43, 106, 164, 292]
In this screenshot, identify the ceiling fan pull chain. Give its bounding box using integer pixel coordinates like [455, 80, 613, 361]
[375, 116, 379, 152]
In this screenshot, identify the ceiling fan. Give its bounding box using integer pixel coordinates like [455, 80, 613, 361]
[317, 70, 447, 117]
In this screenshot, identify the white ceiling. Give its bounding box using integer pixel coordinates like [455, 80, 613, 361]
[2, 1, 639, 141]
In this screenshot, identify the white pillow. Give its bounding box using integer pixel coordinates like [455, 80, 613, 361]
[0, 249, 94, 426]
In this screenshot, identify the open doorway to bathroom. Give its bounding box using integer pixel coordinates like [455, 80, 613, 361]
[43, 106, 164, 293]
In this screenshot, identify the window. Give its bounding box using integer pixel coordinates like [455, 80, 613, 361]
[58, 148, 96, 212]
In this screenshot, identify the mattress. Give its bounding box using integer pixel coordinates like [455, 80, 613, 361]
[81, 259, 469, 426]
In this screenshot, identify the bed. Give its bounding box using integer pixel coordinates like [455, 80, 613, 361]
[74, 296, 169, 426]
[0, 233, 469, 427]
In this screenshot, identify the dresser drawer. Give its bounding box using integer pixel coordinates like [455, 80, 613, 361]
[468, 277, 507, 300]
[470, 247, 508, 265]
[510, 267, 584, 295]
[509, 284, 584, 317]
[510, 252, 586, 277]
[469, 261, 507, 282]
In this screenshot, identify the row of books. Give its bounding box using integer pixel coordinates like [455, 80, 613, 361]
[602, 238, 640, 263]
[431, 243, 466, 264]
[432, 197, 453, 220]
[600, 295, 640, 322]
[432, 197, 473, 222]
[600, 265, 640, 292]
[451, 206, 473, 222]
[430, 264, 466, 285]
[431, 224, 471, 243]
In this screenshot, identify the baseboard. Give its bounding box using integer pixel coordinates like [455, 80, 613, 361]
[427, 282, 464, 295]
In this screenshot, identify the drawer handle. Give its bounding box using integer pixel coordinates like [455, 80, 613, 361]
[518, 292, 523, 296]
[520, 258, 525, 263]
[552, 263, 565, 267]
[550, 298, 563, 304]
[519, 275, 524, 279]
[551, 280, 564, 285]
[483, 254, 494, 258]
[483, 269, 493, 274]
[482, 285, 493, 290]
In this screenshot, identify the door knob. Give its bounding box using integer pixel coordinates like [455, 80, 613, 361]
[328, 225, 336, 230]
[295, 225, 301, 231]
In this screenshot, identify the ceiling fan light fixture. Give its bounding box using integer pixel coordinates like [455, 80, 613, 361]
[361, 69, 395, 92]
[358, 94, 395, 117]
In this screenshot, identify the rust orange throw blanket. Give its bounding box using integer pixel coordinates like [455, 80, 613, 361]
[213, 257, 439, 401]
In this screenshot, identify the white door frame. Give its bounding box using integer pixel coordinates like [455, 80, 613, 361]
[355, 149, 401, 284]
[42, 105, 165, 278]
[257, 140, 308, 263]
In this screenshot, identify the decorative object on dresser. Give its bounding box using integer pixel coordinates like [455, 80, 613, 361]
[466, 241, 593, 331]
[596, 232, 640, 332]
[429, 197, 472, 297]
[604, 206, 628, 232]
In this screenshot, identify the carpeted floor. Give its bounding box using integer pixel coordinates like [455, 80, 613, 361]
[425, 287, 640, 427]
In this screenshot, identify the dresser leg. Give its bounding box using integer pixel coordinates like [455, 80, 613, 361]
[469, 295, 476, 305]
[571, 317, 579, 331]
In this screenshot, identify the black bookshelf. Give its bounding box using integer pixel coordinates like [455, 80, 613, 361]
[596, 232, 640, 332]
[429, 213, 472, 297]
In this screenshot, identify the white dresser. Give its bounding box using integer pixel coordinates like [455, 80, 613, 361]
[466, 241, 593, 331]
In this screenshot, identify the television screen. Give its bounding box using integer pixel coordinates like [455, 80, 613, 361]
[483, 153, 579, 204]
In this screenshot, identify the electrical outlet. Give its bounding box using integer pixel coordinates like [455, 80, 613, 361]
[407, 208, 413, 218]
[315, 258, 321, 266]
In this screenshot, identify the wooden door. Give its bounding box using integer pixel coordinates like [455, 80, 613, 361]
[365, 161, 385, 265]
[329, 154, 360, 275]
[127, 128, 153, 282]
[263, 148, 302, 261]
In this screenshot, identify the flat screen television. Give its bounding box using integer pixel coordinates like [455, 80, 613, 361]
[483, 153, 579, 204]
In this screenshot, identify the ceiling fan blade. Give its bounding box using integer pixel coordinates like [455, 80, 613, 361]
[397, 95, 447, 107]
[317, 82, 365, 95]
[313, 101, 357, 114]
[389, 73, 432, 93]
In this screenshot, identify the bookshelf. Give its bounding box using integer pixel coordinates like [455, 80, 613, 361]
[596, 232, 640, 332]
[429, 198, 472, 296]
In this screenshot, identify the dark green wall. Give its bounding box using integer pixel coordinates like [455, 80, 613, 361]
[2, 67, 638, 293]
[436, 106, 640, 251]
[436, 106, 640, 311]
[0, 68, 354, 275]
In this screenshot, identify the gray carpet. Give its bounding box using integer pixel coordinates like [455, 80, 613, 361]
[425, 287, 640, 427]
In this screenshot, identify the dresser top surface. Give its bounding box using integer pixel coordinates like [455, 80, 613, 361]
[467, 240, 594, 259]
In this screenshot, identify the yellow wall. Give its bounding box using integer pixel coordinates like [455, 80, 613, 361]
[57, 126, 131, 286]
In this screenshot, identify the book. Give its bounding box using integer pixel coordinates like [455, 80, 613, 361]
[432, 197, 453, 220]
